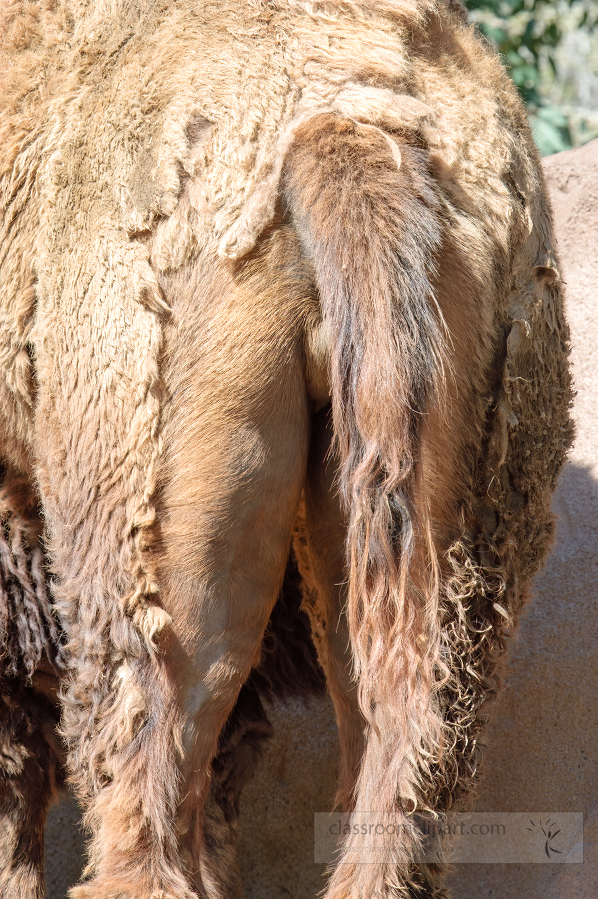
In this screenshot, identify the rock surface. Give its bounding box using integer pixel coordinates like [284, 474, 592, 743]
[45, 141, 598, 899]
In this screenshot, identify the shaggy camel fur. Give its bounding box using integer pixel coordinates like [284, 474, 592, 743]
[0, 1, 572, 897]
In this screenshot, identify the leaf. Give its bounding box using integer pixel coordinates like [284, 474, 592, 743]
[529, 109, 573, 157]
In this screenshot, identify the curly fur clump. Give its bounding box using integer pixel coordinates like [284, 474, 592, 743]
[0, 469, 63, 677]
[433, 541, 508, 808]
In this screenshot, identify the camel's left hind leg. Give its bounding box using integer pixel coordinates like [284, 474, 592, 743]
[152, 243, 313, 899]
[0, 676, 64, 899]
[154, 406, 310, 899]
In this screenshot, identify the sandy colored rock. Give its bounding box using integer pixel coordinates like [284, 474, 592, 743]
[44, 141, 598, 899]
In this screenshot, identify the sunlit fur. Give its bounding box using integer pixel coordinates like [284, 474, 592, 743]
[0, 1, 572, 898]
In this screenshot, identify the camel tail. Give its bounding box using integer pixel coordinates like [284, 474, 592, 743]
[283, 112, 447, 816]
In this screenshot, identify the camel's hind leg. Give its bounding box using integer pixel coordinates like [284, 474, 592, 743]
[293, 407, 366, 811]
[0, 676, 64, 899]
[29, 219, 313, 899]
[153, 237, 313, 899]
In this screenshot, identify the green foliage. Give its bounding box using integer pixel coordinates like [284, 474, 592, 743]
[465, 0, 597, 155]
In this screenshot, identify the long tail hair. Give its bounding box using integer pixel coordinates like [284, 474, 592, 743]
[283, 112, 448, 823]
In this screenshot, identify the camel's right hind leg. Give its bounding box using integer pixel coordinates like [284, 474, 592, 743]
[0, 676, 64, 899]
[293, 407, 366, 811]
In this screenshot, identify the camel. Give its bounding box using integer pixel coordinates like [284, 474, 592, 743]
[0, 1, 572, 898]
